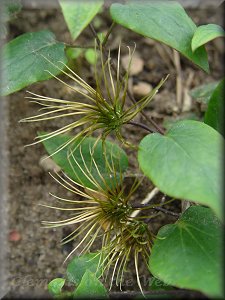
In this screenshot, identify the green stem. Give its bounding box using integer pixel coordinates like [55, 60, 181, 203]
[153, 207, 180, 217]
[127, 121, 154, 133]
[102, 22, 116, 46]
[89, 23, 101, 47]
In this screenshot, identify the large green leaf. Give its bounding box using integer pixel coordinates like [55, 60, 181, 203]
[59, 0, 103, 40]
[110, 1, 209, 72]
[73, 270, 108, 299]
[149, 206, 222, 297]
[41, 134, 128, 190]
[138, 120, 223, 220]
[1, 30, 67, 96]
[192, 24, 225, 52]
[204, 79, 224, 136]
[67, 253, 101, 285]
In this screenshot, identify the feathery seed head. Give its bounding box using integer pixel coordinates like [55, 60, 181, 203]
[41, 145, 154, 294]
[41, 144, 134, 258]
[20, 42, 166, 149]
[99, 219, 152, 294]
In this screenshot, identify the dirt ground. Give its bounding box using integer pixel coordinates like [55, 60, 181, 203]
[4, 2, 224, 298]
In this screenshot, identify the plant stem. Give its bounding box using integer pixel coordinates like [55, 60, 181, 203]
[127, 121, 154, 133]
[88, 23, 165, 135]
[126, 88, 165, 135]
[132, 204, 180, 218]
[130, 188, 159, 218]
[131, 189, 180, 218]
[89, 23, 101, 47]
[152, 206, 180, 217]
[102, 22, 116, 46]
[139, 109, 165, 135]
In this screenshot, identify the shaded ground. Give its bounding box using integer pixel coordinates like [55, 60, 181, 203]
[4, 3, 224, 298]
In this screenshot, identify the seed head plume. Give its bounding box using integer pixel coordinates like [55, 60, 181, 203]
[99, 220, 153, 294]
[41, 142, 135, 260]
[41, 142, 155, 294]
[20, 42, 167, 153]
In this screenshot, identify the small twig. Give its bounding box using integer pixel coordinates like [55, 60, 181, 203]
[130, 187, 159, 218]
[139, 109, 165, 135]
[173, 49, 183, 112]
[89, 23, 101, 47]
[155, 43, 173, 71]
[102, 22, 116, 46]
[181, 200, 191, 213]
[132, 202, 180, 218]
[124, 78, 165, 134]
[182, 70, 194, 112]
[160, 194, 166, 205]
[126, 87, 165, 134]
[131, 190, 180, 218]
[152, 206, 180, 217]
[161, 43, 175, 67]
[127, 121, 154, 133]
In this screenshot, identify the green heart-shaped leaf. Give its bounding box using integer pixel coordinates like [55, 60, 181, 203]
[41, 134, 128, 190]
[192, 24, 225, 52]
[149, 206, 222, 298]
[110, 1, 209, 72]
[48, 278, 65, 296]
[204, 79, 224, 136]
[138, 120, 223, 220]
[67, 252, 101, 286]
[59, 0, 103, 40]
[1, 30, 67, 96]
[73, 270, 108, 299]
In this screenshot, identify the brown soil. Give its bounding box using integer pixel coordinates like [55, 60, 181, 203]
[4, 3, 224, 298]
